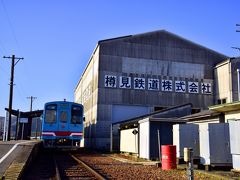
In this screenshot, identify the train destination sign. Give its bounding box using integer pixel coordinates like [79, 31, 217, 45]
[104, 75, 212, 94]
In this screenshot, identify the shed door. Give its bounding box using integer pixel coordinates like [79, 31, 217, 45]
[120, 128, 138, 153]
[229, 121, 240, 154]
[139, 121, 150, 159]
[209, 124, 231, 164]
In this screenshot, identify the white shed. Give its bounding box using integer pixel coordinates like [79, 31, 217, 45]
[139, 118, 185, 160]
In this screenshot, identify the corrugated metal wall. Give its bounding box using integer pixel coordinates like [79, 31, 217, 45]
[112, 105, 150, 123]
[75, 30, 227, 150]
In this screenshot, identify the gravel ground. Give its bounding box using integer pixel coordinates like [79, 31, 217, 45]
[74, 153, 224, 180]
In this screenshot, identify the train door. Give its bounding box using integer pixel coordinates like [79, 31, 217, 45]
[69, 105, 83, 133]
[58, 103, 69, 133]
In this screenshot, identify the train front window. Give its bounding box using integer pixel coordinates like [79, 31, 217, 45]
[60, 111, 68, 123]
[45, 104, 57, 123]
[71, 105, 82, 124]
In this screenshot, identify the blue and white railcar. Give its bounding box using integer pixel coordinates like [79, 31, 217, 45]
[41, 101, 84, 148]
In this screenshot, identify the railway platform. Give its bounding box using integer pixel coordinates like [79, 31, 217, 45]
[0, 140, 41, 179]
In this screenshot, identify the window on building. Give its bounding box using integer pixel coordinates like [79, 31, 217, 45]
[222, 98, 227, 104]
[154, 107, 167, 112]
[191, 108, 200, 114]
[217, 98, 227, 104]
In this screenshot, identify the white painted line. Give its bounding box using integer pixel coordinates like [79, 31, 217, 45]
[41, 132, 56, 136]
[70, 132, 83, 136]
[0, 141, 32, 164]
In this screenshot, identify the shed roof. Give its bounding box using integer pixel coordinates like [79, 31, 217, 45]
[138, 117, 186, 124]
[209, 101, 240, 113]
[5, 108, 43, 118]
[180, 109, 222, 122]
[113, 103, 192, 128]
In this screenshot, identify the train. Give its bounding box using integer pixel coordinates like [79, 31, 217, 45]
[41, 101, 84, 148]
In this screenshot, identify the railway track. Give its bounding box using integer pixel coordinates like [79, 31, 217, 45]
[23, 150, 240, 180]
[54, 153, 106, 179]
[22, 150, 56, 179]
[23, 150, 107, 179]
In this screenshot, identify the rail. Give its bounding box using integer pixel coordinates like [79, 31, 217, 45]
[70, 154, 106, 180]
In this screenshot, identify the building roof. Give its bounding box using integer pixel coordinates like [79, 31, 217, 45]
[214, 57, 240, 69]
[98, 29, 228, 58]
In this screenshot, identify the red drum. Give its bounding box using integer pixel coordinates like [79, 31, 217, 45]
[161, 145, 177, 170]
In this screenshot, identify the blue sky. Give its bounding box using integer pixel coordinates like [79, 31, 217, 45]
[0, 0, 240, 116]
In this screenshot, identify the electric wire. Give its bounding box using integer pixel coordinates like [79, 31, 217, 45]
[0, 40, 7, 56]
[15, 83, 29, 107]
[0, 0, 23, 55]
[0, 1, 8, 56]
[0, 65, 10, 78]
[0, 0, 30, 112]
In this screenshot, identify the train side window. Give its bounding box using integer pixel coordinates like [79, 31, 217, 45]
[71, 105, 82, 124]
[60, 111, 68, 123]
[45, 104, 57, 123]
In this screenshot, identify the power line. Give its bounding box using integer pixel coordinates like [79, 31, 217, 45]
[15, 84, 28, 103]
[0, 64, 10, 77]
[0, 0, 22, 54]
[0, 39, 7, 55]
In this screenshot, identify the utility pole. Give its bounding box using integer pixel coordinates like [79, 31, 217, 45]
[231, 24, 240, 51]
[236, 24, 240, 32]
[3, 55, 23, 141]
[231, 24, 240, 53]
[27, 96, 37, 111]
[231, 47, 240, 51]
[27, 96, 37, 139]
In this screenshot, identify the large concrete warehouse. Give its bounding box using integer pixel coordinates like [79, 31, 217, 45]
[74, 30, 227, 150]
